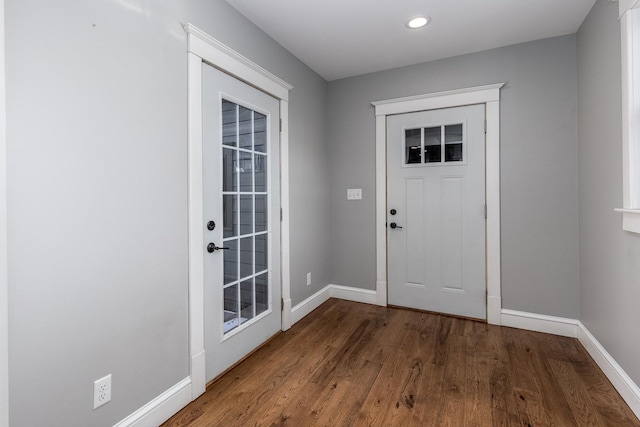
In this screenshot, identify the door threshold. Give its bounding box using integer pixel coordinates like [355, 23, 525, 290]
[387, 304, 487, 323]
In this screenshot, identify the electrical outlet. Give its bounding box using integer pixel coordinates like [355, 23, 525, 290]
[307, 272, 311, 286]
[93, 374, 111, 409]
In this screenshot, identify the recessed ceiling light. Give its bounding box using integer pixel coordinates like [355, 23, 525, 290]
[406, 16, 431, 29]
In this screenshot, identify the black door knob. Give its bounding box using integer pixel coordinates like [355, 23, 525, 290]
[389, 222, 403, 229]
[207, 243, 229, 253]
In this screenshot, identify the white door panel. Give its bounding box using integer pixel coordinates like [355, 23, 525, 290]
[202, 63, 281, 381]
[387, 104, 486, 319]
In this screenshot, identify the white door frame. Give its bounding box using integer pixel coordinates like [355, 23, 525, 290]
[184, 24, 292, 399]
[372, 83, 504, 325]
[0, 0, 9, 424]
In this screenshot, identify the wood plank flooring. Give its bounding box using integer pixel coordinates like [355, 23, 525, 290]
[162, 299, 640, 426]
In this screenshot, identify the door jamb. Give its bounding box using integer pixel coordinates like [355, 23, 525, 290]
[184, 24, 293, 400]
[372, 83, 504, 324]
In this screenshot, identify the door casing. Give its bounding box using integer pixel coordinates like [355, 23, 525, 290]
[0, 1, 8, 424]
[372, 83, 504, 325]
[185, 24, 292, 401]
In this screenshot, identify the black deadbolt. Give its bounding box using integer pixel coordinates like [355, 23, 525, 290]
[207, 220, 216, 231]
[390, 209, 397, 215]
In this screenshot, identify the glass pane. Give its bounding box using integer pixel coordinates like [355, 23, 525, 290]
[445, 143, 463, 162]
[255, 195, 267, 233]
[445, 124, 463, 143]
[254, 112, 267, 153]
[424, 126, 442, 163]
[405, 128, 421, 164]
[240, 236, 253, 279]
[240, 279, 254, 324]
[222, 100, 237, 147]
[445, 124, 463, 162]
[223, 148, 237, 192]
[255, 273, 268, 316]
[223, 195, 238, 238]
[223, 285, 239, 333]
[240, 195, 253, 235]
[239, 151, 253, 192]
[255, 233, 268, 273]
[255, 154, 267, 192]
[239, 106, 252, 149]
[224, 239, 238, 285]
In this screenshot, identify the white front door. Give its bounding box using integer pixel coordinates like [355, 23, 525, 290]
[387, 104, 486, 319]
[202, 63, 281, 381]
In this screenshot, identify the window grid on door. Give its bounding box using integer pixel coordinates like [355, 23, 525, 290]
[405, 123, 464, 165]
[221, 99, 269, 335]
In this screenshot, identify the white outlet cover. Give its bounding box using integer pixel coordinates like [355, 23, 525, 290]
[93, 374, 112, 409]
[347, 188, 362, 200]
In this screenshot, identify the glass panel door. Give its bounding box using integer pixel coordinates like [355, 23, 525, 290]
[202, 62, 281, 383]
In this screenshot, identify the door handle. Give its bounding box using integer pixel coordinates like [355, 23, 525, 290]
[389, 222, 403, 229]
[207, 243, 230, 253]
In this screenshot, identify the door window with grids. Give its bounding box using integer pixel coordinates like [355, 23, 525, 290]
[404, 123, 465, 165]
[221, 99, 269, 334]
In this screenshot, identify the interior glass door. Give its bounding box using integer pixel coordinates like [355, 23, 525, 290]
[202, 62, 281, 382]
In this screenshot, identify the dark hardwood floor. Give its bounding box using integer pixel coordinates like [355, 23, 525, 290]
[162, 299, 640, 426]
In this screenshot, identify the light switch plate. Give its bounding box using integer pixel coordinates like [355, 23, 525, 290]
[347, 188, 362, 200]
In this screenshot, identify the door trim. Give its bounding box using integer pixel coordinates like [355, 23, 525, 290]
[0, 0, 9, 423]
[372, 83, 504, 325]
[184, 24, 292, 400]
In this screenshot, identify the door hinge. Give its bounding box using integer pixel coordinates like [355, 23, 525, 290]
[484, 204, 488, 219]
[281, 298, 284, 311]
[484, 120, 487, 133]
[280, 208, 283, 221]
[279, 118, 282, 132]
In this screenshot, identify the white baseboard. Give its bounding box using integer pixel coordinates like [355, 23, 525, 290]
[290, 286, 331, 325]
[501, 309, 578, 338]
[329, 284, 378, 305]
[578, 322, 640, 419]
[114, 377, 192, 427]
[290, 284, 378, 326]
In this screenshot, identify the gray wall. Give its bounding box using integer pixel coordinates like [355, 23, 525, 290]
[327, 35, 580, 318]
[5, 0, 328, 425]
[577, 0, 640, 385]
